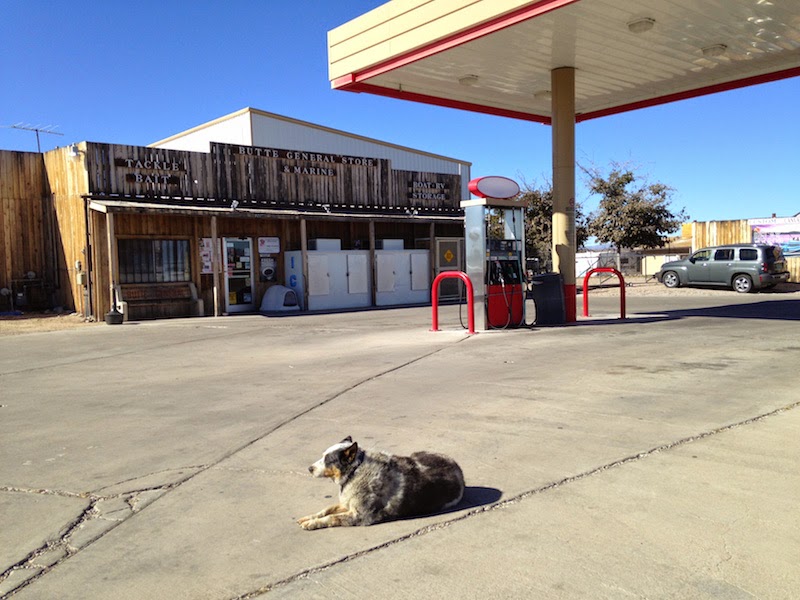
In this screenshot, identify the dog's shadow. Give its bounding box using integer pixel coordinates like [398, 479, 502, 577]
[437, 486, 503, 517]
[393, 486, 502, 524]
[458, 485, 503, 509]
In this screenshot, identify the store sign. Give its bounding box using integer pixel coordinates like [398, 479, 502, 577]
[281, 164, 336, 177]
[258, 237, 281, 254]
[212, 143, 380, 178]
[409, 180, 449, 201]
[114, 157, 186, 185]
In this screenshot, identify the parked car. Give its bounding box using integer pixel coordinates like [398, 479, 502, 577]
[657, 244, 790, 293]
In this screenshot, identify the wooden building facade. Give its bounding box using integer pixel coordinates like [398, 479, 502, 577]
[1, 131, 465, 320]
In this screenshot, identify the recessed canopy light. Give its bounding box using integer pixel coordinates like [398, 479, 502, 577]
[458, 74, 479, 87]
[627, 17, 655, 34]
[534, 90, 552, 100]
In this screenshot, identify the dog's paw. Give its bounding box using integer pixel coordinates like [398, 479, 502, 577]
[297, 515, 312, 525]
[299, 518, 321, 530]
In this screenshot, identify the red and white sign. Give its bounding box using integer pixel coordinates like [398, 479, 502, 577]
[468, 176, 520, 199]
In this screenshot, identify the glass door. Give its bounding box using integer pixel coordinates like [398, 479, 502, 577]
[223, 237, 255, 313]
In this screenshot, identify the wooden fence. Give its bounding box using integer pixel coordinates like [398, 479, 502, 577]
[0, 150, 55, 308]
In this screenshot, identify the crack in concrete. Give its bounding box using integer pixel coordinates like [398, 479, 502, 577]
[93, 465, 209, 494]
[0, 341, 463, 598]
[228, 400, 800, 599]
[0, 497, 99, 597]
[0, 482, 184, 597]
[0, 486, 91, 500]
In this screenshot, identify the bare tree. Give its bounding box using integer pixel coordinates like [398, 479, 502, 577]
[582, 163, 687, 263]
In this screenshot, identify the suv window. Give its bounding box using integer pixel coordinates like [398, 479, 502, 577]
[739, 248, 758, 261]
[714, 249, 734, 261]
[692, 249, 712, 262]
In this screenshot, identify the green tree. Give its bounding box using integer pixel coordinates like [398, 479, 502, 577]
[583, 163, 687, 255]
[518, 180, 588, 272]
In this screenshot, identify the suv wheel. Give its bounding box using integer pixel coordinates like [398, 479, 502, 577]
[662, 271, 680, 288]
[732, 274, 753, 293]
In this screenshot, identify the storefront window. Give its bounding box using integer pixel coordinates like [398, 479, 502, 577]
[118, 239, 191, 283]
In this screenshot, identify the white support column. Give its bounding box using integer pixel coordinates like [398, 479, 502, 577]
[106, 212, 118, 314]
[369, 219, 377, 307]
[551, 66, 577, 322]
[211, 216, 221, 317]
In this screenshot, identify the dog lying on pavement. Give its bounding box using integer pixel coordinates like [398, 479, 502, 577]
[298, 437, 464, 530]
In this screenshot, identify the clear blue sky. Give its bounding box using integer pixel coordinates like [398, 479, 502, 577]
[2, 1, 797, 223]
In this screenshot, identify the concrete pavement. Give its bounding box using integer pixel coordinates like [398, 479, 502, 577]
[1, 292, 798, 599]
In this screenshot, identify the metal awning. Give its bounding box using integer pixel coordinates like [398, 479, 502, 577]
[328, 0, 800, 123]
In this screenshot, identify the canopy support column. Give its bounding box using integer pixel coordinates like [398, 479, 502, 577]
[551, 66, 577, 322]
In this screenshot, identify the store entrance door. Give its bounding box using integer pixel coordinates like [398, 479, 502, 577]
[223, 237, 255, 313]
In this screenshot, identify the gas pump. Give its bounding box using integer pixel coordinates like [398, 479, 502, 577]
[487, 238, 525, 328]
[461, 177, 526, 330]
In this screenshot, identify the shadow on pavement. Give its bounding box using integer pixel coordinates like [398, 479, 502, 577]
[454, 486, 503, 512]
[390, 487, 502, 525]
[576, 298, 800, 326]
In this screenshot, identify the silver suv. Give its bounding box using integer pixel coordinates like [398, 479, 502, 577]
[657, 244, 790, 293]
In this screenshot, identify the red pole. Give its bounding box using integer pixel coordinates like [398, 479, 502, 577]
[431, 271, 475, 334]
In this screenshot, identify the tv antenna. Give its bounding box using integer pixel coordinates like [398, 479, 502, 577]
[3, 123, 64, 152]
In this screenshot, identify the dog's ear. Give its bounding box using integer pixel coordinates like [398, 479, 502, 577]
[342, 441, 358, 463]
[340, 436, 353, 444]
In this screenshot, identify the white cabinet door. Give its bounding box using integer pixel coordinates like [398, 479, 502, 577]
[347, 253, 369, 294]
[411, 252, 430, 290]
[377, 253, 396, 292]
[308, 254, 329, 296]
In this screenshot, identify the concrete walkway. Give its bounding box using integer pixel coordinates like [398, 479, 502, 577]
[1, 293, 798, 599]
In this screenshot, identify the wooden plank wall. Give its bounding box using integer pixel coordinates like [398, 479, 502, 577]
[785, 258, 799, 282]
[692, 219, 799, 282]
[692, 220, 752, 248]
[43, 145, 91, 312]
[0, 150, 51, 306]
[212, 143, 393, 210]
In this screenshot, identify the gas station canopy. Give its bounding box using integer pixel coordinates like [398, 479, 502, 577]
[328, 0, 800, 123]
[328, 0, 799, 324]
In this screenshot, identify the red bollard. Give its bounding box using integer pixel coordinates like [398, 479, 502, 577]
[582, 268, 626, 319]
[431, 271, 475, 334]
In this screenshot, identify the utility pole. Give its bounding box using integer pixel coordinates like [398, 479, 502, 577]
[3, 123, 64, 152]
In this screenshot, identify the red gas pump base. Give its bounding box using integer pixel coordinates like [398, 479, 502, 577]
[486, 284, 524, 328]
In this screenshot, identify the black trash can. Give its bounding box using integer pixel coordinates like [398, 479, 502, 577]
[528, 272, 566, 325]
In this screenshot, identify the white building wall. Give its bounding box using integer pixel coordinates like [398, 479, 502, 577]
[250, 113, 462, 170]
[150, 111, 253, 152]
